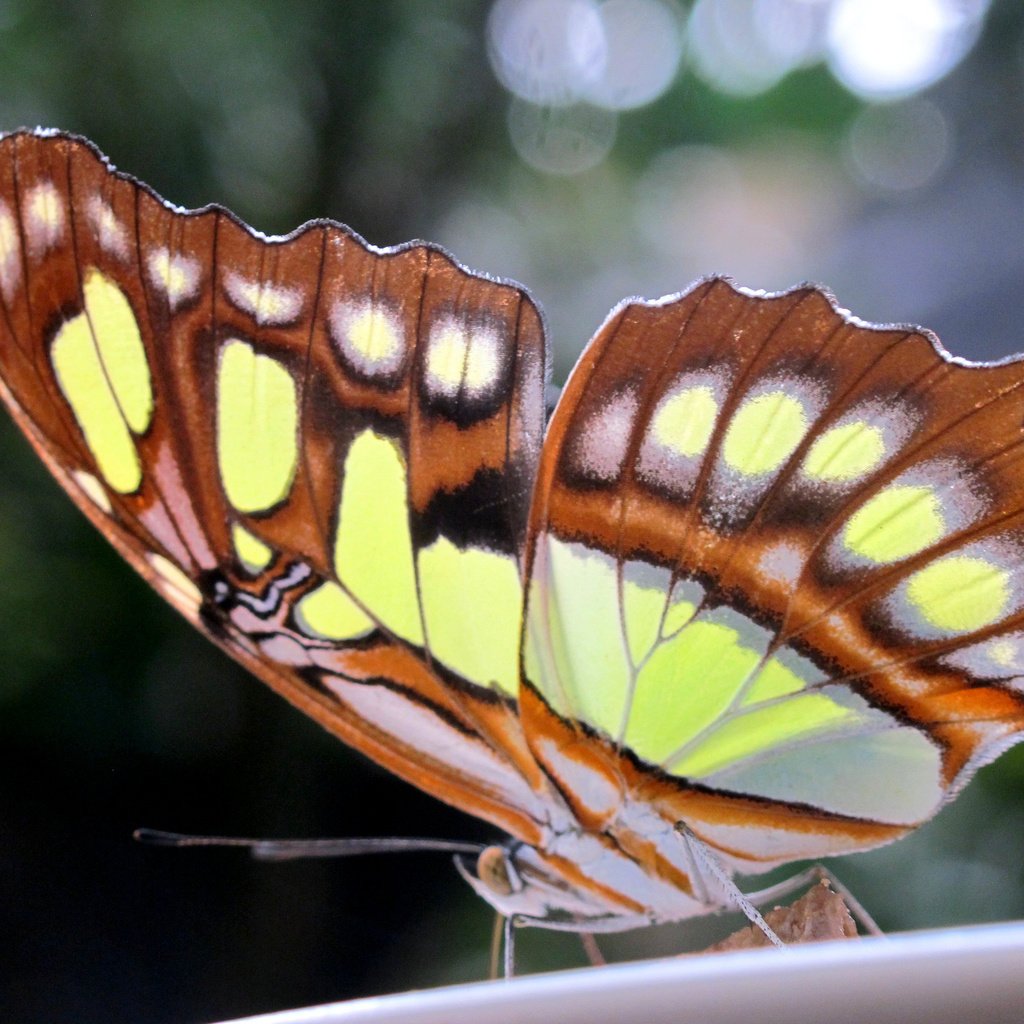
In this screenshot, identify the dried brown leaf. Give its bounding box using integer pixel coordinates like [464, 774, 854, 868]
[700, 880, 859, 953]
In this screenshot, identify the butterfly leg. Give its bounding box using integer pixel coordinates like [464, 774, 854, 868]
[501, 914, 605, 976]
[741, 864, 883, 936]
[503, 914, 520, 978]
[488, 912, 506, 979]
[487, 913, 522, 979]
[675, 823, 785, 948]
[578, 931, 606, 967]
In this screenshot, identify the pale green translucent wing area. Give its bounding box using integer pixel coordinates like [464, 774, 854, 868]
[0, 130, 555, 843]
[522, 278, 1024, 871]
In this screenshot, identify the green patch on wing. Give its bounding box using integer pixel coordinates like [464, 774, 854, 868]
[525, 533, 944, 823]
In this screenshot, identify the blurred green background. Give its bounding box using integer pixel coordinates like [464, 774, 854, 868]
[2, 0, 1024, 1021]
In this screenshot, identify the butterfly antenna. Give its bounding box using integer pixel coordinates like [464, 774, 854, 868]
[675, 823, 785, 949]
[133, 828, 486, 862]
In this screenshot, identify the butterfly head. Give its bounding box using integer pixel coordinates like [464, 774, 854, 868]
[454, 841, 642, 929]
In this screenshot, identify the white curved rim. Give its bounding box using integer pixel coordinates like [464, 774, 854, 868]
[215, 919, 1024, 1024]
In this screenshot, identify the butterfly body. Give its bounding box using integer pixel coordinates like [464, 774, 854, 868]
[3, 130, 1024, 936]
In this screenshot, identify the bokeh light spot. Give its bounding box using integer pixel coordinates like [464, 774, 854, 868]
[507, 98, 618, 175]
[687, 0, 828, 97]
[634, 140, 849, 287]
[845, 99, 951, 191]
[488, 0, 606, 106]
[827, 0, 989, 100]
[582, 0, 683, 110]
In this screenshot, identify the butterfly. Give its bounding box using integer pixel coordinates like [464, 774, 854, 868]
[2, 128, 1024, 943]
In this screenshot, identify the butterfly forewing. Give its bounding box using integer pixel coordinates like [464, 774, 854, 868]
[0, 130, 554, 845]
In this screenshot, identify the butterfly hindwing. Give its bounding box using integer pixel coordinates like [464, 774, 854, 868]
[521, 278, 1024, 874]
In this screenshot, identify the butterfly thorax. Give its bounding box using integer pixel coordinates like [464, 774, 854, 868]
[455, 835, 708, 932]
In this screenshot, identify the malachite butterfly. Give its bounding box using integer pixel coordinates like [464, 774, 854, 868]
[2, 129, 1023, 938]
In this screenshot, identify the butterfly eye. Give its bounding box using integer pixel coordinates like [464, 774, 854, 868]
[476, 845, 521, 897]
